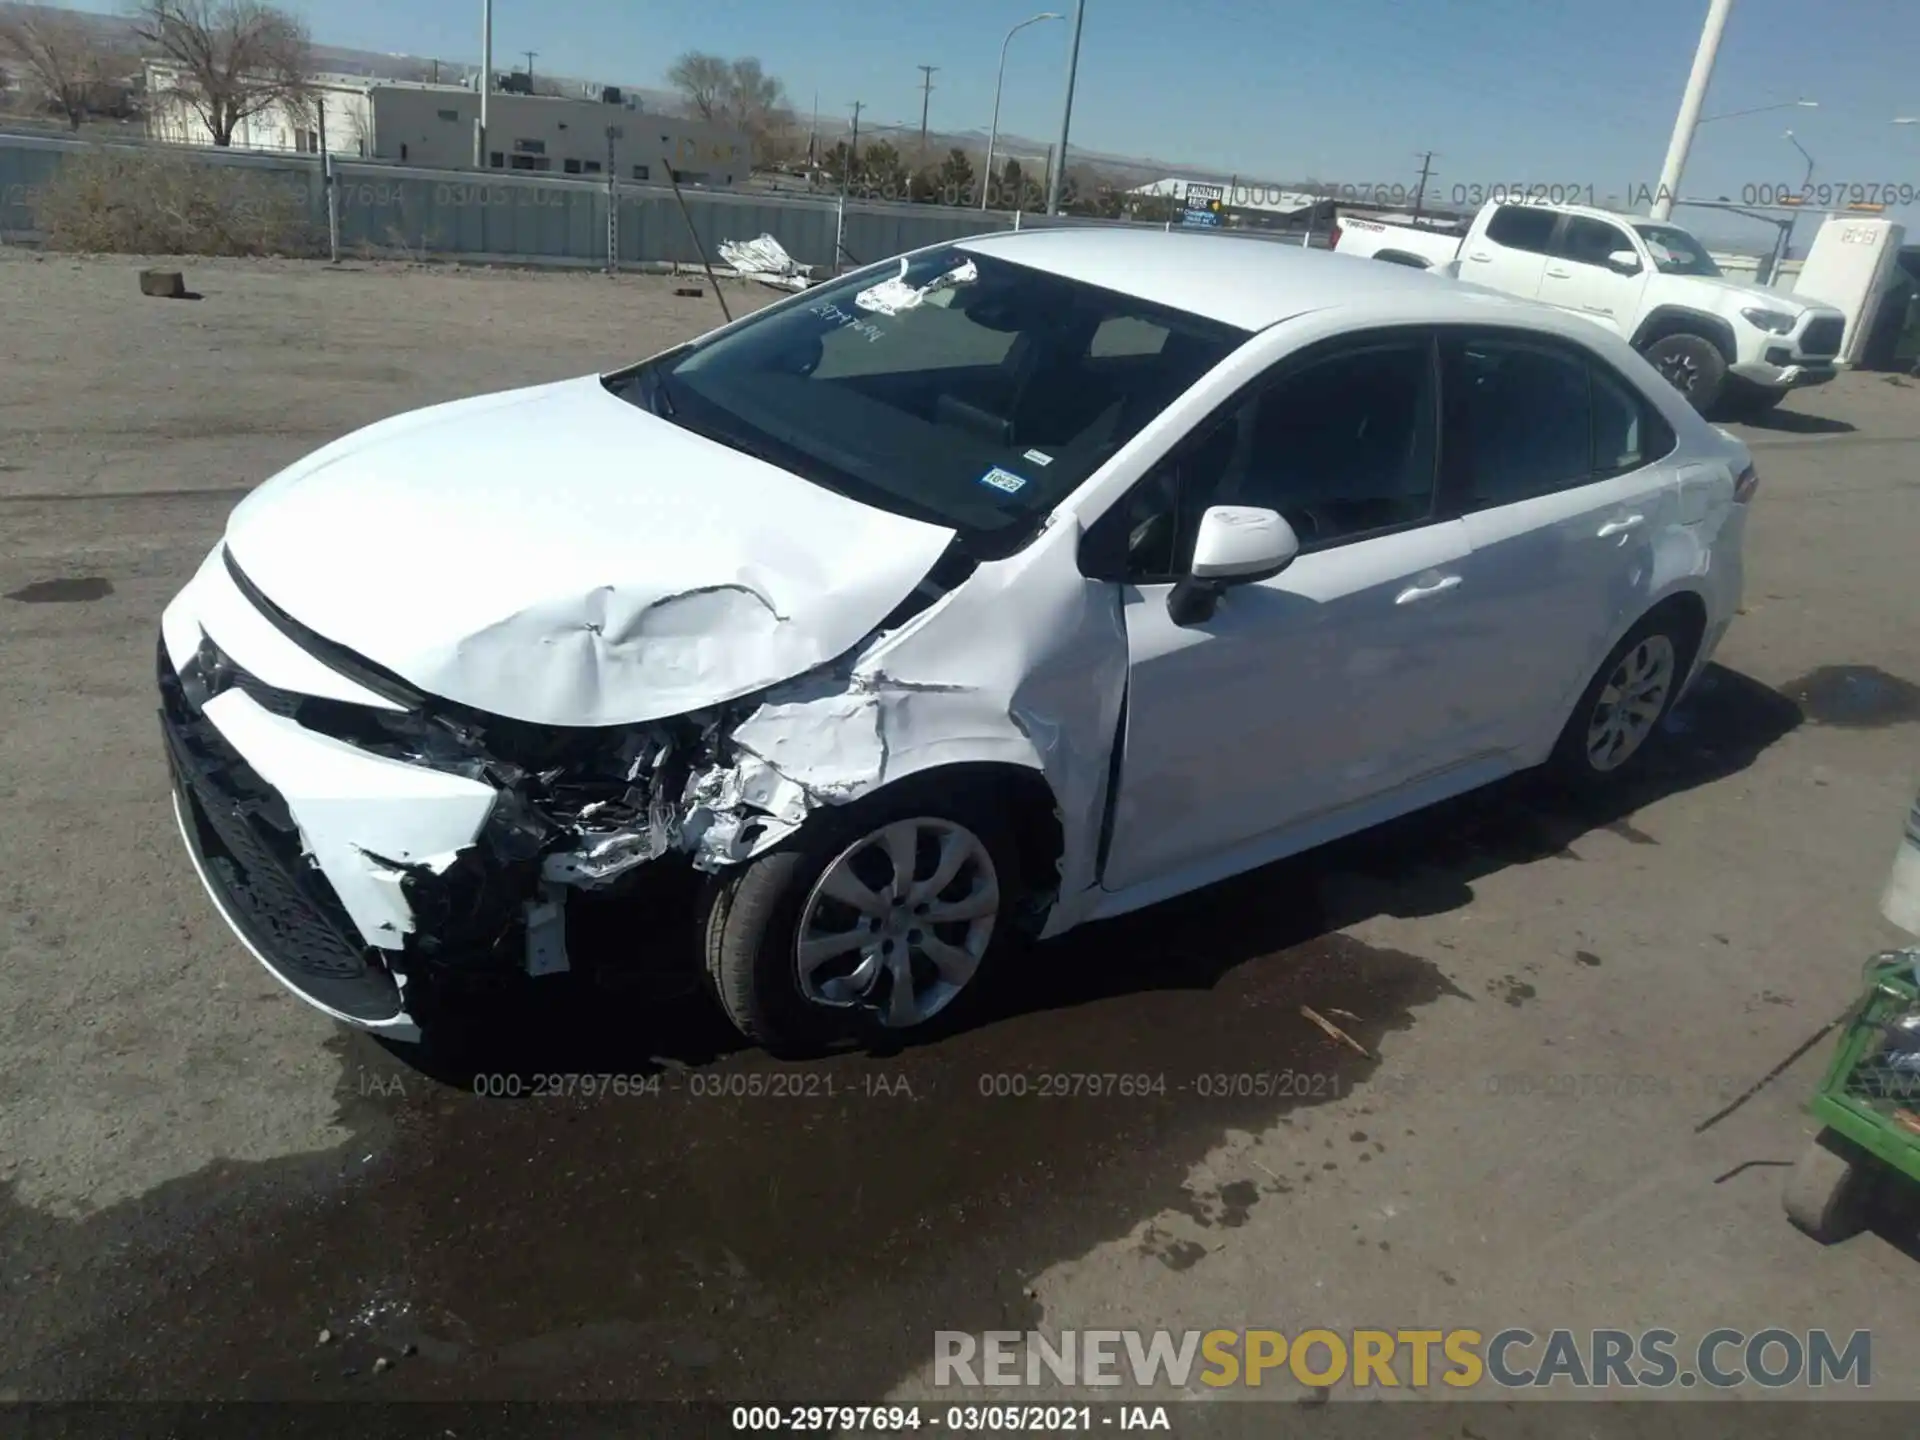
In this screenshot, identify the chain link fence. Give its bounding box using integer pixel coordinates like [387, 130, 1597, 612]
[2, 130, 1293, 273]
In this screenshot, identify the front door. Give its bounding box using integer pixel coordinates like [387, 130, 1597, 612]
[1100, 334, 1488, 895]
[1538, 214, 1652, 334]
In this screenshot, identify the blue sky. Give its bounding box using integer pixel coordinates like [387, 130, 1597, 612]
[94, 0, 1920, 239]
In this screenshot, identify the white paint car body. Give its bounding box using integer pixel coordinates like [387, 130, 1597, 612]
[1334, 200, 1847, 411]
[158, 230, 1753, 1046]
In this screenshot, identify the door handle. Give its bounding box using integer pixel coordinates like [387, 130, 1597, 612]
[1545, 266, 1572, 278]
[1466, 251, 1491, 262]
[1395, 574, 1462, 604]
[1597, 513, 1645, 538]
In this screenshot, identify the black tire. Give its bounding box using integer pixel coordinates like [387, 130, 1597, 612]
[1641, 332, 1728, 413]
[700, 775, 1022, 1054]
[1548, 609, 1698, 788]
[1784, 1131, 1876, 1244]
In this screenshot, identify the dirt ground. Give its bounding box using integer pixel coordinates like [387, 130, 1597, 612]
[3, 251, 1919, 1429]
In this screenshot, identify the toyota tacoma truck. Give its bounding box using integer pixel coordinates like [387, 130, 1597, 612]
[1335, 199, 1846, 415]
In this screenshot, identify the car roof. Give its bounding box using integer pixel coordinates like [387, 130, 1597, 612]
[954, 226, 1527, 329]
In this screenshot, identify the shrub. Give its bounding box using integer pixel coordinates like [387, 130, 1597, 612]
[36, 146, 321, 257]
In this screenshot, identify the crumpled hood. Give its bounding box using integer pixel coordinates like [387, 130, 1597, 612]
[1660, 274, 1843, 320]
[224, 375, 957, 727]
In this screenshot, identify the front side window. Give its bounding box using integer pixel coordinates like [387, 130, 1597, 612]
[1227, 342, 1438, 547]
[1095, 339, 1439, 579]
[1559, 216, 1637, 269]
[1485, 204, 1558, 253]
[607, 246, 1245, 556]
[1632, 223, 1722, 277]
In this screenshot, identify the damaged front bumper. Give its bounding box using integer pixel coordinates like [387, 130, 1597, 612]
[160, 637, 524, 1039]
[155, 548, 827, 1038]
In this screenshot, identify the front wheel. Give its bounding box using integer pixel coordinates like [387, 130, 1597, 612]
[1641, 332, 1728, 413]
[701, 779, 1020, 1054]
[1548, 611, 1695, 788]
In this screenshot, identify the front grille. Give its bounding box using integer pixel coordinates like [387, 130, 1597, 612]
[1800, 316, 1844, 358]
[159, 637, 403, 1022]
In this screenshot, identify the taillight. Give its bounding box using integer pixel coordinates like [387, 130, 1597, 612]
[1734, 463, 1760, 503]
[1328, 222, 1343, 250]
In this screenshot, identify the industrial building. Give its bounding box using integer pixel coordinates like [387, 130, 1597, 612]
[141, 61, 750, 185]
[369, 84, 748, 184]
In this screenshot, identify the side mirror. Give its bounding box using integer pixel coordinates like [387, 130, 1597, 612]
[1167, 506, 1299, 627]
[1606, 249, 1643, 276]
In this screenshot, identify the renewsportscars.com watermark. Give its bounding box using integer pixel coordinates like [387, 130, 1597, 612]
[935, 1328, 1872, 1391]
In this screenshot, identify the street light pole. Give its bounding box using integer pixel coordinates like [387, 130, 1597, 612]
[983, 12, 1062, 211]
[1044, 0, 1085, 215]
[1649, 0, 1734, 221]
[1784, 128, 1816, 192]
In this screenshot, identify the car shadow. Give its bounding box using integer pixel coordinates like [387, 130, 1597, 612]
[967, 661, 1804, 1028]
[387, 662, 1804, 1084]
[1734, 407, 1857, 436]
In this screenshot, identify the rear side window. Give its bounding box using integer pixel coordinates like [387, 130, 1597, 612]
[1485, 205, 1558, 254]
[1443, 333, 1678, 504]
[1592, 364, 1677, 472]
[1443, 336, 1592, 505]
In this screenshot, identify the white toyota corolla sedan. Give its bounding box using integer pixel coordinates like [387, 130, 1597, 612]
[158, 228, 1755, 1051]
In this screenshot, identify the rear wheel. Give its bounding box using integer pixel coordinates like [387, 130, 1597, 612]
[1641, 332, 1727, 413]
[701, 778, 1020, 1054]
[1548, 610, 1696, 787]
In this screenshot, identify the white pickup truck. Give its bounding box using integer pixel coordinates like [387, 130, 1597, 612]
[1333, 200, 1847, 416]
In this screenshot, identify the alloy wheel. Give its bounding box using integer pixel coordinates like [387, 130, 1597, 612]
[794, 817, 999, 1028]
[1655, 352, 1698, 393]
[1585, 634, 1677, 772]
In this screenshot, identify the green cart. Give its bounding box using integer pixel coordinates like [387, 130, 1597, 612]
[1785, 948, 1920, 1242]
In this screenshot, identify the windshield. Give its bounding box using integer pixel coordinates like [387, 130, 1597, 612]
[605, 245, 1246, 557]
[1631, 223, 1723, 278]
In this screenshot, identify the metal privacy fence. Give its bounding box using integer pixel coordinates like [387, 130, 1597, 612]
[0, 130, 1305, 273]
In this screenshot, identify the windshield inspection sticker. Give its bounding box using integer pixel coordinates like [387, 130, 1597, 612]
[1022, 449, 1054, 467]
[977, 466, 1029, 495]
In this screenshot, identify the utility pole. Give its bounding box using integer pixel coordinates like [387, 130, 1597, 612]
[916, 65, 938, 158]
[1045, 0, 1085, 214]
[847, 100, 864, 193]
[808, 92, 819, 183]
[1411, 150, 1436, 220]
[524, 50, 538, 86]
[1650, 0, 1734, 221]
[475, 0, 492, 167]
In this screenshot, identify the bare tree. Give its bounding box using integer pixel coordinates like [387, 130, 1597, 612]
[0, 9, 124, 129]
[666, 51, 730, 124]
[130, 0, 313, 147]
[667, 50, 793, 153]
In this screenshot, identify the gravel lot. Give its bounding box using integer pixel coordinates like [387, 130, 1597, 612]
[3, 251, 1920, 1425]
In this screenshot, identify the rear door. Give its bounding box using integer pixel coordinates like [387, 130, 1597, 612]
[1458, 204, 1558, 299]
[1439, 329, 1681, 751]
[1539, 214, 1653, 334]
